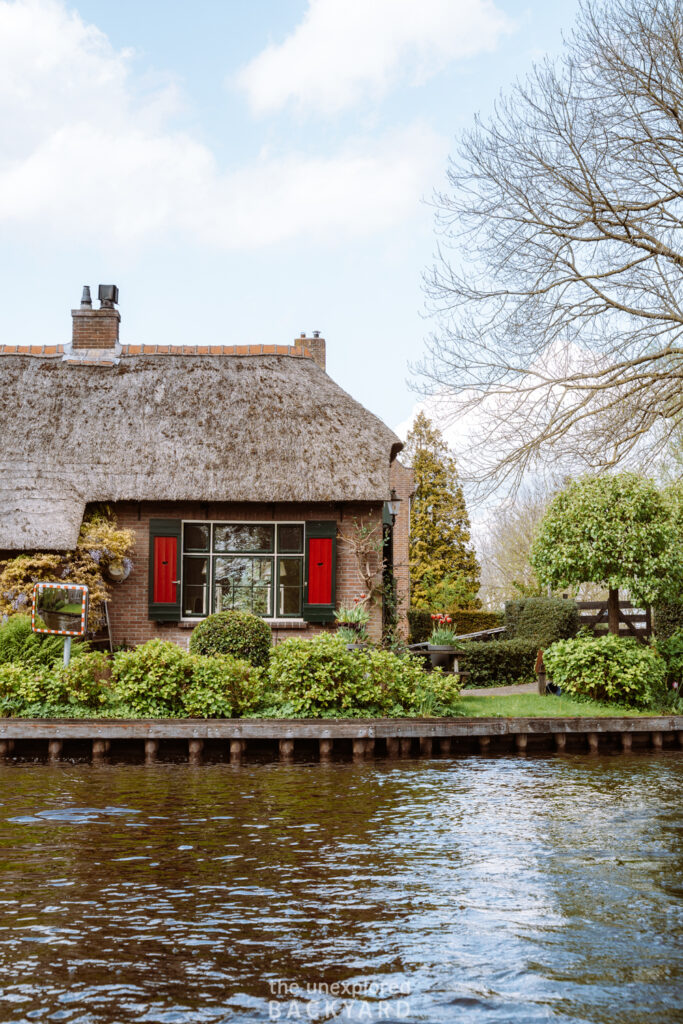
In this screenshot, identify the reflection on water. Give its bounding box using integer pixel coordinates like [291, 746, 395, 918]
[0, 756, 680, 1023]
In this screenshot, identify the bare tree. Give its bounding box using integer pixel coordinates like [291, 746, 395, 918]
[478, 486, 550, 607]
[478, 480, 612, 607]
[421, 0, 683, 495]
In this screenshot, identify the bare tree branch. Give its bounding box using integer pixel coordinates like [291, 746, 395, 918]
[419, 0, 683, 496]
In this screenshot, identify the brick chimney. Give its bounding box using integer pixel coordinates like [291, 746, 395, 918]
[71, 285, 120, 349]
[296, 331, 325, 370]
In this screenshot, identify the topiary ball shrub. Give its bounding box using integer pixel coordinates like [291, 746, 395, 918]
[189, 611, 272, 667]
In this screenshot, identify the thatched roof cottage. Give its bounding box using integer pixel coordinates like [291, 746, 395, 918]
[0, 286, 413, 646]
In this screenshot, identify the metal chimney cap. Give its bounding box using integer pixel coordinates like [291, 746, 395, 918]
[80, 285, 92, 309]
[312, 330, 320, 338]
[300, 331, 306, 338]
[98, 284, 119, 308]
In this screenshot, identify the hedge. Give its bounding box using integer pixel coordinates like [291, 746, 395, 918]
[408, 609, 503, 643]
[504, 597, 579, 645]
[457, 638, 540, 688]
[653, 601, 683, 640]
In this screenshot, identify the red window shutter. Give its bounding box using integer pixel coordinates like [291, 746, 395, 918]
[153, 536, 177, 604]
[308, 538, 332, 604]
[148, 519, 181, 621]
[303, 521, 336, 623]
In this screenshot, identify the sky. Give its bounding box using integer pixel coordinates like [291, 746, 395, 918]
[0, 0, 581, 434]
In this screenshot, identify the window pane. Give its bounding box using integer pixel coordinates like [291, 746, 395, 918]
[183, 556, 208, 617]
[184, 523, 210, 552]
[214, 524, 274, 553]
[278, 558, 303, 617]
[277, 524, 303, 554]
[213, 557, 273, 616]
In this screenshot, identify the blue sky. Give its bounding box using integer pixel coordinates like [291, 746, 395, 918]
[0, 0, 580, 431]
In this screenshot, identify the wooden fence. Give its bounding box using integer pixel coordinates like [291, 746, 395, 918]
[576, 600, 652, 638]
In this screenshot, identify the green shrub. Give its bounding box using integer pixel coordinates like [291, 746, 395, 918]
[111, 639, 262, 718]
[0, 662, 55, 714]
[544, 634, 665, 708]
[183, 654, 264, 718]
[505, 597, 579, 644]
[0, 614, 72, 667]
[655, 628, 683, 683]
[407, 608, 503, 643]
[0, 651, 112, 715]
[458, 638, 540, 687]
[112, 639, 194, 716]
[360, 646, 462, 716]
[653, 630, 683, 711]
[653, 601, 683, 640]
[57, 652, 112, 708]
[264, 634, 462, 717]
[189, 611, 272, 666]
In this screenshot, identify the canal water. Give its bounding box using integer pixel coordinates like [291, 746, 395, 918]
[0, 755, 680, 1023]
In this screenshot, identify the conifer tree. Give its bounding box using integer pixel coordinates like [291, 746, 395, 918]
[403, 412, 480, 609]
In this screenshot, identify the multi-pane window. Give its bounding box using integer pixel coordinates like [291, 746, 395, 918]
[181, 522, 304, 620]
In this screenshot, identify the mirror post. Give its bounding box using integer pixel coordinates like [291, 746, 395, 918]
[63, 636, 72, 667]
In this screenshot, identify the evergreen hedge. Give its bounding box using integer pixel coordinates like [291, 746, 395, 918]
[653, 601, 683, 640]
[458, 638, 540, 687]
[504, 597, 579, 645]
[408, 608, 503, 643]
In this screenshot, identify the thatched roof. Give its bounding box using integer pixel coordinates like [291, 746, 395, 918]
[0, 349, 402, 551]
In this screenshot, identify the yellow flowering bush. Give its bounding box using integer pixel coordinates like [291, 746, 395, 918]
[0, 507, 135, 630]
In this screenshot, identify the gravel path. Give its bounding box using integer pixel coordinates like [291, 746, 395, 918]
[460, 682, 538, 696]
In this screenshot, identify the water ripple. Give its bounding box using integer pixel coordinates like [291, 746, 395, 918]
[0, 756, 680, 1022]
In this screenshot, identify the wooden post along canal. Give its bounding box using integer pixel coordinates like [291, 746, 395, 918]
[0, 716, 680, 764]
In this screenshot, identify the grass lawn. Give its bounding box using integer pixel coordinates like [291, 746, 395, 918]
[454, 693, 648, 718]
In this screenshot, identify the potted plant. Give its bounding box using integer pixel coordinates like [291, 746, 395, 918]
[336, 625, 370, 651]
[334, 596, 370, 635]
[427, 613, 462, 673]
[334, 595, 371, 651]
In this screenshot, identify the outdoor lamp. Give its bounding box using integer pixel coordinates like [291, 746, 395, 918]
[387, 488, 402, 524]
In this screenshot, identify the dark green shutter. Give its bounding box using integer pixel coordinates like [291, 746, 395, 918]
[303, 520, 337, 623]
[148, 519, 182, 621]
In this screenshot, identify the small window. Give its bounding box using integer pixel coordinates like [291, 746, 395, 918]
[214, 524, 274, 553]
[184, 523, 210, 552]
[277, 524, 304, 554]
[278, 557, 303, 616]
[214, 556, 273, 616]
[182, 556, 208, 617]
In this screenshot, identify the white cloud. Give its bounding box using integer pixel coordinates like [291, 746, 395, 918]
[0, 0, 445, 248]
[237, 0, 513, 116]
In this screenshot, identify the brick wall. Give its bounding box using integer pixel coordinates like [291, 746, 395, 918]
[107, 500, 388, 648]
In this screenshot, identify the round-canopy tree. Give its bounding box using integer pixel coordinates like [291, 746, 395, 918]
[530, 474, 683, 633]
